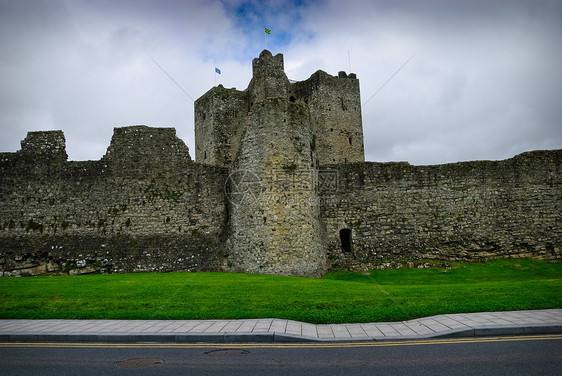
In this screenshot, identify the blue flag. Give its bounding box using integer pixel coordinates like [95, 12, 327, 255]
[215, 67, 221, 74]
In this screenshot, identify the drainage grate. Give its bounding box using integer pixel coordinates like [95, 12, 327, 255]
[116, 358, 165, 369]
[205, 349, 249, 357]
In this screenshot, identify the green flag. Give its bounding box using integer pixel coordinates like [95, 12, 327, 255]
[265, 27, 271, 35]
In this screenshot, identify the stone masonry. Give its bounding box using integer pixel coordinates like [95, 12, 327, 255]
[1, 127, 228, 276]
[0, 50, 560, 277]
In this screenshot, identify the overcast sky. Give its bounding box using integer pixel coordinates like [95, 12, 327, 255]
[1, 0, 560, 165]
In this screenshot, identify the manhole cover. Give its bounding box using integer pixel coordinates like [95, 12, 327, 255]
[205, 349, 249, 357]
[116, 358, 165, 369]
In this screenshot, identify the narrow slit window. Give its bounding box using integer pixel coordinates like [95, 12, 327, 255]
[340, 229, 352, 253]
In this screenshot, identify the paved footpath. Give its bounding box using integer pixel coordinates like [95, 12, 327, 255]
[1, 309, 561, 343]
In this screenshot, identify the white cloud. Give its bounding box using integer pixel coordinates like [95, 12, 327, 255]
[0, 0, 560, 165]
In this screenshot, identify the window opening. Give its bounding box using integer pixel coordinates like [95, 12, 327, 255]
[340, 229, 352, 253]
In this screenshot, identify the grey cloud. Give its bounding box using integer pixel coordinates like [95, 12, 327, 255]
[0, 0, 560, 165]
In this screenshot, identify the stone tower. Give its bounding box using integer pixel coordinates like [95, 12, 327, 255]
[194, 50, 365, 277]
[194, 51, 365, 168]
[290, 70, 364, 164]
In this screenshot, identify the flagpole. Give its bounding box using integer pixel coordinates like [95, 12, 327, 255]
[264, 27, 270, 50]
[214, 67, 221, 86]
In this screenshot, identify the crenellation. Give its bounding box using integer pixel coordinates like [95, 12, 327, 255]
[103, 125, 192, 175]
[19, 130, 68, 162]
[1, 126, 228, 276]
[0, 50, 560, 277]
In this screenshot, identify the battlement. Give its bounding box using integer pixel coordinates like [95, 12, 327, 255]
[102, 125, 191, 174]
[1, 50, 559, 278]
[251, 49, 285, 77]
[195, 50, 364, 167]
[19, 130, 67, 162]
[247, 50, 290, 105]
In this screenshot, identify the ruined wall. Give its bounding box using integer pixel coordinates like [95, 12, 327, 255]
[1, 49, 560, 278]
[1, 133, 560, 277]
[0, 126, 228, 276]
[321, 150, 562, 269]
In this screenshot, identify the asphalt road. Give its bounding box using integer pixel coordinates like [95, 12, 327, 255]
[1, 335, 561, 376]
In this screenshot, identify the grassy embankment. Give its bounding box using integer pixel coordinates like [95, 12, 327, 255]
[0, 258, 560, 324]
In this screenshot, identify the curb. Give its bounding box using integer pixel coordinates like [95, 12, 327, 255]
[2, 325, 561, 344]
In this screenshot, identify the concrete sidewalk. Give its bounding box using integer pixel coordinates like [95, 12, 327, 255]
[1, 309, 561, 343]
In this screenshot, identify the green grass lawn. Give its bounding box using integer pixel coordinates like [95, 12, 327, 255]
[0, 258, 560, 324]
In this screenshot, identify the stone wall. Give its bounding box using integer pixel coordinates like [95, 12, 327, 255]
[194, 50, 365, 168]
[0, 126, 228, 276]
[1, 49, 560, 277]
[1, 129, 560, 277]
[194, 86, 248, 167]
[290, 70, 364, 164]
[320, 150, 562, 269]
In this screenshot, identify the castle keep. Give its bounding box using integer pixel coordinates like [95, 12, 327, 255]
[1, 50, 560, 277]
[195, 50, 364, 277]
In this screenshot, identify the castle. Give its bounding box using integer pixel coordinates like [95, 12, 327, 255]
[1, 50, 560, 277]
